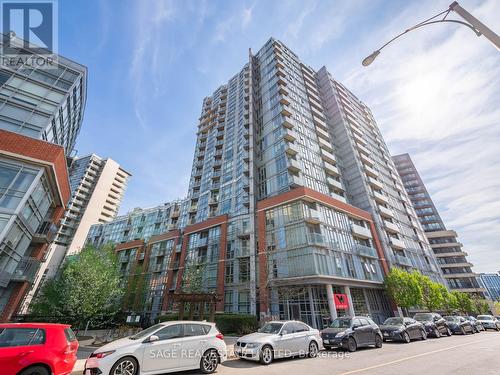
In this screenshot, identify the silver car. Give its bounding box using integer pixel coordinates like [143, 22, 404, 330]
[234, 320, 322, 365]
[476, 315, 500, 331]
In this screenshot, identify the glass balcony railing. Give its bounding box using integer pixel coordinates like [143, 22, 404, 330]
[11, 257, 42, 283]
[353, 244, 378, 258]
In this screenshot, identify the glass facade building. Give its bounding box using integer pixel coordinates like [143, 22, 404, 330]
[479, 273, 500, 301]
[0, 34, 87, 155]
[393, 153, 485, 296]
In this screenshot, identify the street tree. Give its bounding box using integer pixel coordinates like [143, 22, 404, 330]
[416, 273, 444, 311]
[30, 244, 123, 328]
[384, 268, 422, 314]
[440, 286, 458, 314]
[453, 291, 473, 314]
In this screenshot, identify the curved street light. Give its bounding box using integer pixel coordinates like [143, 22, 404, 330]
[362, 1, 500, 66]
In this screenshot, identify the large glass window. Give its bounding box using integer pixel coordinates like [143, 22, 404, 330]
[0, 161, 38, 210]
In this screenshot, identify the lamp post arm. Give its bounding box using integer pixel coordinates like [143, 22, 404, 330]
[449, 1, 500, 50]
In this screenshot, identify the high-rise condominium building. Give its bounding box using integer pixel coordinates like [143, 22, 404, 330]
[478, 273, 500, 301]
[0, 35, 87, 321]
[392, 153, 485, 297]
[0, 33, 87, 155]
[88, 38, 446, 326]
[20, 155, 130, 313]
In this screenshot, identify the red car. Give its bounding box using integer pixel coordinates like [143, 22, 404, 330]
[0, 323, 78, 375]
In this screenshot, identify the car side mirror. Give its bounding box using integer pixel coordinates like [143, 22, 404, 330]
[147, 335, 159, 343]
[280, 330, 288, 336]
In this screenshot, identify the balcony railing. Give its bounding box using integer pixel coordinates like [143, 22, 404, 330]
[32, 220, 58, 244]
[395, 254, 413, 267]
[353, 244, 378, 258]
[10, 257, 42, 283]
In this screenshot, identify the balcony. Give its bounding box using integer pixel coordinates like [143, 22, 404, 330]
[285, 142, 299, 156]
[10, 257, 42, 283]
[395, 254, 413, 267]
[307, 232, 326, 247]
[373, 191, 389, 204]
[353, 133, 367, 146]
[289, 173, 303, 187]
[378, 205, 394, 218]
[32, 220, 58, 244]
[384, 220, 400, 233]
[287, 158, 301, 173]
[318, 137, 334, 152]
[324, 162, 340, 177]
[320, 149, 336, 164]
[360, 153, 374, 167]
[389, 237, 405, 250]
[304, 209, 321, 224]
[327, 177, 343, 191]
[283, 129, 296, 143]
[353, 244, 378, 258]
[282, 117, 293, 129]
[355, 142, 370, 156]
[189, 205, 198, 213]
[167, 223, 177, 231]
[315, 126, 330, 141]
[365, 165, 379, 178]
[331, 192, 347, 203]
[281, 104, 293, 117]
[351, 223, 372, 239]
[367, 177, 383, 190]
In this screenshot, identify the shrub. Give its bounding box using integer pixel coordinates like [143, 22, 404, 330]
[155, 313, 258, 335]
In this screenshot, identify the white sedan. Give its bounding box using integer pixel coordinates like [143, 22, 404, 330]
[234, 320, 322, 365]
[84, 321, 227, 375]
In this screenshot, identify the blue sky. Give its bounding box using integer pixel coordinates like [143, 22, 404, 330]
[58, 0, 499, 272]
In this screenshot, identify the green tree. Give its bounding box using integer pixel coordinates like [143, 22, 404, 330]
[472, 298, 490, 315]
[440, 287, 458, 314]
[416, 273, 444, 311]
[182, 262, 206, 293]
[384, 268, 422, 313]
[453, 291, 473, 314]
[30, 244, 123, 328]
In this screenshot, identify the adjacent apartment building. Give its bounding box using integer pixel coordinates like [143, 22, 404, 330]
[87, 38, 445, 326]
[0, 33, 87, 320]
[20, 154, 130, 313]
[392, 153, 485, 297]
[478, 273, 500, 301]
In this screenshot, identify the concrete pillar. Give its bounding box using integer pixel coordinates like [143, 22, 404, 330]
[344, 286, 355, 316]
[308, 286, 317, 328]
[326, 284, 338, 321]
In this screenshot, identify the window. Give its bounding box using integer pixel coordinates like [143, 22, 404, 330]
[64, 328, 77, 342]
[0, 328, 46, 347]
[293, 323, 309, 332]
[183, 324, 210, 337]
[155, 324, 183, 340]
[281, 322, 294, 335]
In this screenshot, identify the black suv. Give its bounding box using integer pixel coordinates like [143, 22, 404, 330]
[413, 312, 451, 338]
[321, 316, 383, 352]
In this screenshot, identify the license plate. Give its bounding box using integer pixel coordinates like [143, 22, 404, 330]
[323, 339, 329, 344]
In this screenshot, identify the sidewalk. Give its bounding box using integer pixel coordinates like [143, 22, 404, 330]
[71, 337, 239, 375]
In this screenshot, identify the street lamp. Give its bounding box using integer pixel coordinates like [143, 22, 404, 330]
[362, 1, 500, 67]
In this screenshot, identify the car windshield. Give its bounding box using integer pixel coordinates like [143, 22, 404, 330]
[477, 315, 493, 320]
[383, 317, 403, 325]
[444, 316, 457, 322]
[129, 324, 163, 340]
[329, 318, 352, 329]
[414, 313, 433, 322]
[259, 323, 283, 334]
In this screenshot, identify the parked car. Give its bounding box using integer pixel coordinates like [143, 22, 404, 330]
[234, 320, 321, 365]
[321, 316, 383, 352]
[84, 321, 227, 375]
[466, 316, 484, 332]
[0, 323, 78, 375]
[443, 316, 474, 335]
[476, 315, 500, 331]
[379, 317, 427, 343]
[413, 313, 452, 338]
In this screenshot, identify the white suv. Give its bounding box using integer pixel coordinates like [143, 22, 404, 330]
[84, 321, 227, 375]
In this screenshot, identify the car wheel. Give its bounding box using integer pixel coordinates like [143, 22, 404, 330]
[347, 337, 357, 352]
[434, 328, 441, 338]
[446, 327, 452, 336]
[260, 345, 274, 365]
[200, 349, 219, 374]
[19, 366, 50, 375]
[110, 356, 138, 375]
[402, 331, 410, 344]
[421, 330, 427, 340]
[375, 334, 383, 348]
[308, 341, 319, 358]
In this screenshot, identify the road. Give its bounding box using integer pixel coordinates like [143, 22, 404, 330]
[73, 331, 500, 375]
[210, 331, 500, 375]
